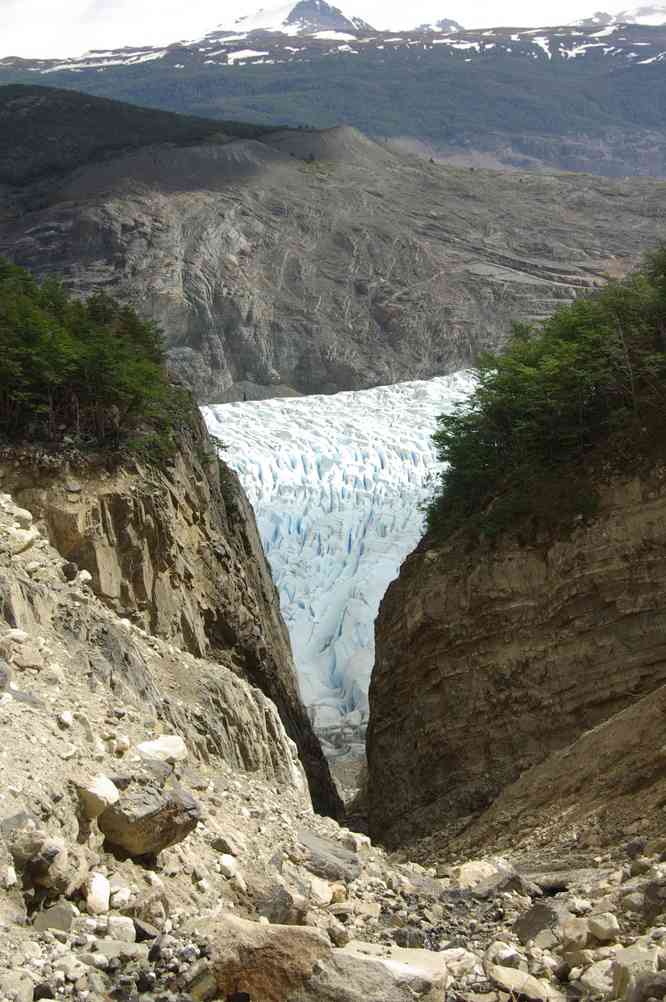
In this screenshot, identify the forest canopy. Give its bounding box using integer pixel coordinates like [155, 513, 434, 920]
[0, 257, 189, 454]
[427, 247, 666, 541]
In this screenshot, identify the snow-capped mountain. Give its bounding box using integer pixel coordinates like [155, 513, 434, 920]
[579, 4, 666, 25]
[203, 373, 474, 756]
[4, 0, 665, 75]
[218, 0, 374, 36]
[3, 0, 666, 178]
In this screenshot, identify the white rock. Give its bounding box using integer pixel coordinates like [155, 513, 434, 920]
[309, 875, 333, 906]
[12, 507, 33, 529]
[487, 963, 565, 1002]
[58, 710, 74, 729]
[8, 527, 40, 555]
[87, 873, 111, 915]
[451, 858, 505, 889]
[136, 734, 187, 763]
[219, 854, 241, 880]
[76, 775, 120, 819]
[0, 864, 17, 889]
[107, 916, 136, 943]
[589, 912, 621, 942]
[580, 958, 614, 997]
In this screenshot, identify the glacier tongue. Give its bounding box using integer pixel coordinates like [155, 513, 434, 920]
[202, 372, 474, 753]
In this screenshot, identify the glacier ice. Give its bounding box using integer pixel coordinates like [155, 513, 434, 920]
[202, 372, 474, 752]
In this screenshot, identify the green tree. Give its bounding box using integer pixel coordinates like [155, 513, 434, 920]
[0, 258, 190, 455]
[427, 247, 666, 541]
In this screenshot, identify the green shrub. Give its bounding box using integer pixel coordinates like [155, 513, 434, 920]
[0, 257, 191, 453]
[427, 246, 666, 542]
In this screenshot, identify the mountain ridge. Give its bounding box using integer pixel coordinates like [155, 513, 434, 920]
[3, 85, 666, 404]
[3, 4, 666, 176]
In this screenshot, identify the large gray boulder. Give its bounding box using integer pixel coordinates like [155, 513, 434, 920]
[98, 783, 200, 857]
[297, 831, 361, 884]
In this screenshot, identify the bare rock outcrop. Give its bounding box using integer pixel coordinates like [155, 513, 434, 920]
[2, 89, 666, 401]
[445, 678, 666, 861]
[0, 418, 340, 817]
[367, 468, 666, 848]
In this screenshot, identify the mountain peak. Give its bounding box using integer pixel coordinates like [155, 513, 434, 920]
[221, 1, 374, 36]
[577, 3, 666, 25]
[414, 17, 464, 32]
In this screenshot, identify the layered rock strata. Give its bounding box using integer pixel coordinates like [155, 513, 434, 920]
[367, 468, 666, 847]
[0, 420, 340, 817]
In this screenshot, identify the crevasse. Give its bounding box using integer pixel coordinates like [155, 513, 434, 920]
[202, 372, 474, 754]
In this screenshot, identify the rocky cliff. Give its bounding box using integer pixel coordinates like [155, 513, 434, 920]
[3, 87, 666, 401]
[367, 467, 666, 849]
[0, 416, 341, 818]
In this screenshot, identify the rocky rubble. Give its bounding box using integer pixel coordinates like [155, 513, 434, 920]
[4, 464, 666, 1002]
[0, 486, 502, 1001]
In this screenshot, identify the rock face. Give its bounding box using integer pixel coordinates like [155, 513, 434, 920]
[367, 468, 666, 848]
[2, 88, 666, 401]
[447, 678, 666, 860]
[0, 416, 340, 818]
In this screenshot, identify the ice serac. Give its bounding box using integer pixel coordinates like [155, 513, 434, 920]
[367, 467, 666, 849]
[203, 373, 474, 754]
[1, 411, 340, 817]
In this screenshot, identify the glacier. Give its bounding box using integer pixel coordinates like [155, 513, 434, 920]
[202, 372, 474, 755]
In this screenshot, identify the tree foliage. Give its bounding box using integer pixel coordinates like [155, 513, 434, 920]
[0, 257, 190, 454]
[427, 247, 666, 541]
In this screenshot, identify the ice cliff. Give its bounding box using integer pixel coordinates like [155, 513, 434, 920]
[203, 372, 474, 753]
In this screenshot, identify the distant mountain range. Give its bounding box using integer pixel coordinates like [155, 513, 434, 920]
[2, 0, 666, 177]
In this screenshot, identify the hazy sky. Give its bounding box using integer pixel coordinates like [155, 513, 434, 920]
[1, 0, 621, 58]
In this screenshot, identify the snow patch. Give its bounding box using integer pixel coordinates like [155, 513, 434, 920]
[226, 48, 270, 62]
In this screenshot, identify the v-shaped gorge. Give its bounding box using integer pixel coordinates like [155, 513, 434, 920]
[202, 372, 474, 765]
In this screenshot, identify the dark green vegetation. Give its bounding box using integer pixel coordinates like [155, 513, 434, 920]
[0, 85, 277, 185]
[3, 48, 666, 175]
[0, 258, 190, 455]
[427, 249, 666, 541]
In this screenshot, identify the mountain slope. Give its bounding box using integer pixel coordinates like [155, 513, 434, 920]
[0, 84, 275, 185]
[2, 85, 666, 401]
[3, 8, 666, 175]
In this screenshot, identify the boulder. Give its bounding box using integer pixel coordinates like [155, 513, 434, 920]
[588, 912, 621, 942]
[580, 959, 614, 997]
[87, 872, 111, 915]
[0, 971, 34, 1002]
[255, 879, 308, 925]
[186, 913, 331, 1001]
[485, 962, 565, 1002]
[612, 944, 659, 1002]
[136, 734, 188, 764]
[33, 901, 79, 933]
[297, 830, 361, 883]
[561, 917, 591, 952]
[514, 900, 573, 945]
[75, 774, 120, 819]
[98, 784, 200, 857]
[450, 859, 503, 889]
[6, 827, 88, 896]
